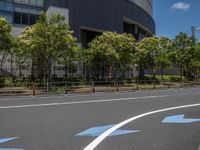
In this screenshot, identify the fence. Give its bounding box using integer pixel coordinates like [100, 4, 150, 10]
[0, 80, 200, 97]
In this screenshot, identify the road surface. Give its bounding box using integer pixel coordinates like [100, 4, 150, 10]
[0, 88, 200, 150]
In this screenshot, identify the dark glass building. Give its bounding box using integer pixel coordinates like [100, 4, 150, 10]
[0, 0, 155, 47]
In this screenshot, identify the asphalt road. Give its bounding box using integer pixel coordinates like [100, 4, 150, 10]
[0, 88, 200, 150]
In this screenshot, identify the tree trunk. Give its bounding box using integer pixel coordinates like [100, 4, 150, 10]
[102, 62, 105, 79]
[10, 55, 13, 77]
[0, 52, 5, 70]
[132, 64, 135, 79]
[69, 59, 72, 78]
[153, 67, 156, 89]
[19, 65, 21, 77]
[180, 64, 183, 82]
[139, 65, 144, 80]
[31, 59, 35, 81]
[64, 61, 68, 80]
[47, 58, 52, 81]
[109, 65, 112, 79]
[122, 65, 126, 80]
[160, 66, 164, 82]
[48, 66, 51, 81]
[84, 63, 87, 79]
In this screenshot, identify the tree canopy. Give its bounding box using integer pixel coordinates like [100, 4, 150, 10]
[0, 17, 12, 70]
[87, 32, 136, 79]
[18, 13, 78, 80]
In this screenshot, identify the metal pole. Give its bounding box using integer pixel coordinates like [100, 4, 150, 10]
[168, 84, 170, 89]
[116, 81, 119, 92]
[92, 81, 95, 93]
[47, 80, 49, 94]
[153, 79, 156, 89]
[33, 83, 35, 97]
[181, 81, 183, 88]
[192, 26, 196, 39]
[65, 83, 68, 95]
[136, 80, 139, 91]
[191, 82, 193, 87]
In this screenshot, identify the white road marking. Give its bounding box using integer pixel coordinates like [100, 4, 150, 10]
[0, 92, 149, 102]
[0, 92, 199, 110]
[83, 103, 200, 150]
[0, 95, 170, 109]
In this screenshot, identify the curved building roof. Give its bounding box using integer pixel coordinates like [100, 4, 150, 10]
[128, 0, 153, 16]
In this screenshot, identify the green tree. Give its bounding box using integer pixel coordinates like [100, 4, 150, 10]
[0, 17, 12, 72]
[169, 32, 195, 81]
[157, 36, 172, 81]
[13, 37, 30, 77]
[115, 33, 136, 78]
[137, 37, 160, 80]
[18, 13, 79, 81]
[57, 33, 79, 79]
[188, 43, 200, 80]
[88, 32, 136, 79]
[18, 26, 36, 79]
[77, 48, 93, 79]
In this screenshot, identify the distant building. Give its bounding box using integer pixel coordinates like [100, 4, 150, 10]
[44, 0, 155, 47]
[0, 0, 43, 35]
[0, 0, 155, 78]
[0, 0, 155, 46]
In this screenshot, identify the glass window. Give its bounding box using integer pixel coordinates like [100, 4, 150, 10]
[37, 0, 43, 6]
[5, 2, 13, 11]
[14, 7, 22, 12]
[0, 13, 13, 23]
[36, 9, 42, 15]
[14, 12, 21, 24]
[29, 8, 37, 14]
[21, 0, 29, 4]
[22, 13, 28, 25]
[0, 1, 5, 10]
[14, 6, 42, 15]
[29, 14, 35, 25]
[29, 0, 37, 5]
[6, 14, 12, 23]
[22, 8, 30, 13]
[14, 0, 22, 3]
[14, 0, 43, 7]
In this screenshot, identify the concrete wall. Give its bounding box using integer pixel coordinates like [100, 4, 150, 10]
[46, 6, 69, 22]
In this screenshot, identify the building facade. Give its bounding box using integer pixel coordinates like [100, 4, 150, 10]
[0, 0, 43, 35]
[45, 0, 155, 47]
[0, 0, 155, 78]
[0, 0, 155, 46]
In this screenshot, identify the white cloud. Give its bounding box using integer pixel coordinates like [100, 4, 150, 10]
[171, 2, 191, 11]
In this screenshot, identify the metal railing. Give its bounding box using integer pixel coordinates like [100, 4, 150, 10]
[0, 80, 200, 97]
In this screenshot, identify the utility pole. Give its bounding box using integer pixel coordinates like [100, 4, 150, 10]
[192, 26, 196, 38]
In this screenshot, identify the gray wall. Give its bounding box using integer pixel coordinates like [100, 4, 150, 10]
[128, 0, 153, 16]
[45, 0, 155, 42]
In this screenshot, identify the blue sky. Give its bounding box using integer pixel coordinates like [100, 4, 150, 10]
[154, 0, 200, 40]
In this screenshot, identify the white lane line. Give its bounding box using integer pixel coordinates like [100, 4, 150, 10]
[0, 92, 147, 102]
[83, 103, 200, 150]
[0, 92, 199, 110]
[0, 95, 170, 109]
